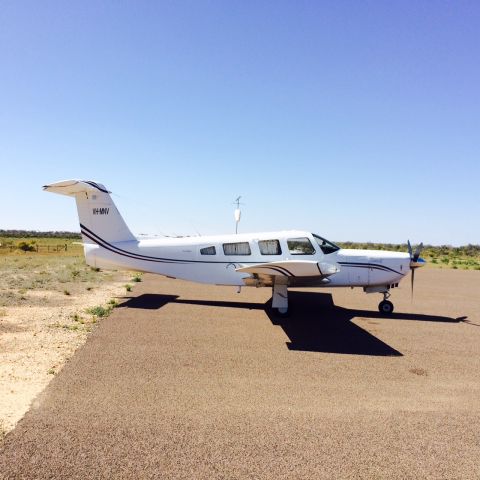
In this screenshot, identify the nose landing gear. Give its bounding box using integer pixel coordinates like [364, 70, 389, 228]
[364, 285, 395, 314]
[378, 291, 394, 314]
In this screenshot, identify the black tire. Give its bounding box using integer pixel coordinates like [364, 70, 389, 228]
[379, 300, 394, 314]
[275, 307, 290, 318]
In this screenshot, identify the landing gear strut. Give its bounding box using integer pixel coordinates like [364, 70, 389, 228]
[378, 291, 394, 314]
[272, 280, 289, 317]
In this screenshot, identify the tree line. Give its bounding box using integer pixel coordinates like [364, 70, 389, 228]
[0, 229, 81, 239]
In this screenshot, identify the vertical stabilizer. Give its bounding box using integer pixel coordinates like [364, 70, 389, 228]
[43, 180, 136, 244]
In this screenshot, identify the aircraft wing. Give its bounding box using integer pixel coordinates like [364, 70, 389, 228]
[236, 260, 339, 278]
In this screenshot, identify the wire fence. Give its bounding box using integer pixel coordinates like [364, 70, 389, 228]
[0, 244, 84, 254]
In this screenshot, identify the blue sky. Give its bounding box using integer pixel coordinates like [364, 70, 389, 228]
[1, 1, 478, 245]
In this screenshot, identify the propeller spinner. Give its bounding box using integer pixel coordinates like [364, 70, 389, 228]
[407, 240, 426, 296]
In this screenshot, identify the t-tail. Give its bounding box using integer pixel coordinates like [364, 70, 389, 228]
[43, 180, 137, 246]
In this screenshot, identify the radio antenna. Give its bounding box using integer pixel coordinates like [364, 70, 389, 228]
[233, 196, 244, 234]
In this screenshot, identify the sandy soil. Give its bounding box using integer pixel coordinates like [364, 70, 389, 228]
[0, 278, 130, 437]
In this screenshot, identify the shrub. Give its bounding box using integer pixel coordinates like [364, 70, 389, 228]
[17, 241, 36, 252]
[86, 305, 110, 317]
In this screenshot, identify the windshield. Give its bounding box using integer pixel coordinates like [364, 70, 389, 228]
[312, 234, 340, 255]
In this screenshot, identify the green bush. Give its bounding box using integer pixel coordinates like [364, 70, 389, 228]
[17, 241, 36, 252]
[86, 305, 110, 317]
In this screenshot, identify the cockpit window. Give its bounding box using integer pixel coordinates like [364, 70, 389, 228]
[287, 237, 315, 255]
[312, 234, 340, 255]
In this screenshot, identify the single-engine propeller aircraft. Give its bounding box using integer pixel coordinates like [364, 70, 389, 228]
[44, 180, 426, 315]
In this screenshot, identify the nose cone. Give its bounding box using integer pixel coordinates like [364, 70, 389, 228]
[410, 257, 426, 269]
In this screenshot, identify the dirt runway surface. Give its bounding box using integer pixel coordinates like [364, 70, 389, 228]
[1, 268, 479, 479]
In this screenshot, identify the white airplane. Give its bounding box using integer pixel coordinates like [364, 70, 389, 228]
[44, 180, 426, 316]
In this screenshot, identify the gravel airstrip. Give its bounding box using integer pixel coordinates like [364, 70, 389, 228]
[0, 268, 479, 479]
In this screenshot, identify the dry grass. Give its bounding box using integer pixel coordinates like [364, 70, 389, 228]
[0, 254, 117, 308]
[0, 242, 136, 435]
[0, 235, 82, 255]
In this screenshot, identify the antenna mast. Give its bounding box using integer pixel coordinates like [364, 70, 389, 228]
[234, 196, 243, 234]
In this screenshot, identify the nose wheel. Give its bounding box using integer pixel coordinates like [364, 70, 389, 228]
[378, 291, 394, 314]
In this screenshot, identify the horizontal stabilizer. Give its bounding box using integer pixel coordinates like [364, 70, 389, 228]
[43, 180, 110, 196]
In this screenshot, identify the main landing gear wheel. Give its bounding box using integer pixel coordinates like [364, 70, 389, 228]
[275, 307, 289, 318]
[378, 300, 394, 314]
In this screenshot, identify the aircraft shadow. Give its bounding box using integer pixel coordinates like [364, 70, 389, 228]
[119, 294, 179, 310]
[264, 291, 460, 356]
[119, 292, 462, 356]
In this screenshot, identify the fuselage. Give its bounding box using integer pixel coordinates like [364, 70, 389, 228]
[44, 179, 425, 314]
[82, 228, 411, 289]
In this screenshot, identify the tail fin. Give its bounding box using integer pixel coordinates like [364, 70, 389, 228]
[43, 180, 136, 244]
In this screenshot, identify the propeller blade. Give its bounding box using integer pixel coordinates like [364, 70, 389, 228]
[413, 242, 424, 262]
[411, 268, 415, 299]
[408, 240, 424, 300]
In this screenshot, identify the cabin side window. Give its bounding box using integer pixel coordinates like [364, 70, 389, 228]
[287, 237, 315, 255]
[223, 242, 251, 255]
[259, 239, 282, 255]
[200, 246, 216, 255]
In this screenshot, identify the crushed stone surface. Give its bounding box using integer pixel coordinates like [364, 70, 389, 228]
[1, 269, 479, 479]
